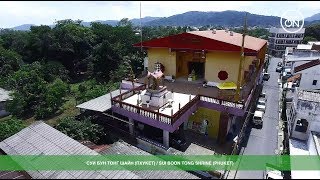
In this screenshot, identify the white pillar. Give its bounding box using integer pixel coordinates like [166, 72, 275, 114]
[163, 130, 169, 148]
[129, 118, 134, 135]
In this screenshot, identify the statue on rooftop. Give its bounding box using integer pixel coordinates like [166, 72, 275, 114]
[145, 62, 164, 91]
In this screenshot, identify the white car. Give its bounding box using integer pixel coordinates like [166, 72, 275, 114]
[256, 104, 266, 112]
[258, 97, 267, 106]
[253, 110, 264, 126]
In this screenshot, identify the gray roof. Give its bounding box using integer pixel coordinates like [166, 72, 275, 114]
[0, 121, 140, 179]
[0, 88, 12, 102]
[76, 89, 127, 112]
[100, 141, 200, 179]
[297, 89, 320, 103]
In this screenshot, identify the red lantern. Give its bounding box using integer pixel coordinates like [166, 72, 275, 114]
[218, 71, 228, 80]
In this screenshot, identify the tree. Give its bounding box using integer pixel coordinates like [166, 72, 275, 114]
[0, 118, 25, 141]
[41, 61, 69, 82]
[305, 23, 320, 41]
[303, 36, 318, 44]
[5, 62, 47, 118]
[5, 62, 68, 119]
[0, 46, 23, 87]
[55, 116, 108, 144]
[35, 78, 68, 119]
[75, 79, 111, 103]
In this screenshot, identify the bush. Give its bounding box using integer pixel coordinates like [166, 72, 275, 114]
[0, 118, 25, 141]
[55, 116, 109, 144]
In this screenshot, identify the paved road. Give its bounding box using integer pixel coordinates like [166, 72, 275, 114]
[234, 57, 282, 179]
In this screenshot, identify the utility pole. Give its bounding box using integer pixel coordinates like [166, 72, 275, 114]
[235, 13, 247, 102]
[140, 1, 142, 53]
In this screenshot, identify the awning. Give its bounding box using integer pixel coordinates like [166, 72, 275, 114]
[217, 82, 237, 90]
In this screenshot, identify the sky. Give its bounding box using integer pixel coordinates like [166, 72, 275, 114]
[0, 1, 319, 28]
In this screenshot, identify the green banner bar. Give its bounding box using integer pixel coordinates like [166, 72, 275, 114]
[0, 155, 319, 171]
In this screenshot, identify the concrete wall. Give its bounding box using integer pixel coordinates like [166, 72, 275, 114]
[187, 107, 221, 139]
[204, 51, 256, 84]
[147, 47, 265, 84]
[147, 48, 176, 76]
[299, 66, 320, 90]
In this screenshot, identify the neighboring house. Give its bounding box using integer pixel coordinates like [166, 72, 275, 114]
[286, 89, 320, 141]
[0, 121, 198, 179]
[286, 89, 320, 179]
[283, 46, 320, 90]
[0, 88, 12, 117]
[77, 30, 267, 150]
[268, 27, 305, 57]
[292, 59, 320, 90]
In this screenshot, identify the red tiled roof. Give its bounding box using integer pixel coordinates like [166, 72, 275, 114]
[294, 59, 320, 73]
[133, 30, 267, 53]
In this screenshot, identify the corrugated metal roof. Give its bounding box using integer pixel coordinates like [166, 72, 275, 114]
[0, 122, 140, 179]
[0, 88, 12, 102]
[100, 141, 200, 179]
[76, 89, 127, 112]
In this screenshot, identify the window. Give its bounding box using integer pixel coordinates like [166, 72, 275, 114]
[295, 119, 308, 133]
[312, 80, 317, 86]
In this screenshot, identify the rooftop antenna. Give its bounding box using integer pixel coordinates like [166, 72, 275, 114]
[235, 13, 247, 102]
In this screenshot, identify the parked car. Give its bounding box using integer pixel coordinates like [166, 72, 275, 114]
[253, 110, 264, 126]
[263, 73, 270, 81]
[256, 104, 266, 112]
[276, 67, 282, 73]
[258, 97, 267, 106]
[277, 62, 282, 67]
[259, 92, 266, 99]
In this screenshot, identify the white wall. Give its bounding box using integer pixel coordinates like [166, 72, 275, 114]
[307, 132, 318, 155]
[299, 65, 320, 90]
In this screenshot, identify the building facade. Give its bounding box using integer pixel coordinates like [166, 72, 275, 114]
[283, 45, 320, 90]
[286, 89, 320, 179]
[268, 27, 305, 57]
[77, 30, 267, 150]
[287, 89, 320, 141]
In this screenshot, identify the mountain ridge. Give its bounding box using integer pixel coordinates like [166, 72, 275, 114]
[6, 10, 320, 31]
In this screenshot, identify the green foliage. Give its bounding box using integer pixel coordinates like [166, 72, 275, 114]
[5, 62, 47, 117]
[0, 118, 26, 141]
[74, 79, 117, 103]
[4, 61, 69, 119]
[35, 78, 68, 119]
[55, 116, 106, 144]
[0, 46, 23, 83]
[305, 23, 320, 41]
[303, 36, 318, 44]
[232, 27, 270, 40]
[41, 61, 69, 82]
